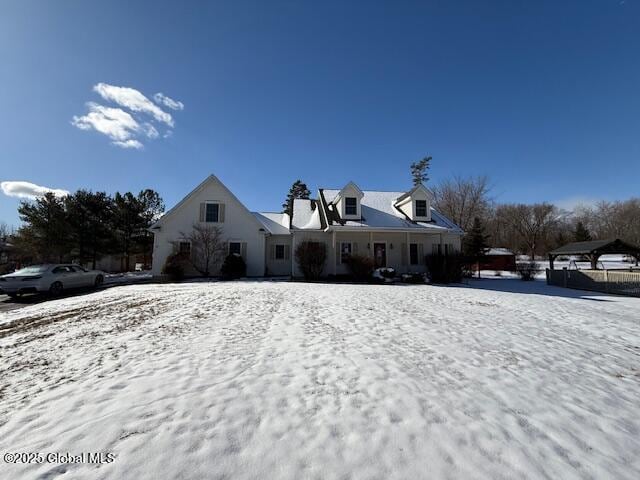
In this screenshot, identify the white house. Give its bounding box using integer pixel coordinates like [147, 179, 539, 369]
[150, 175, 463, 278]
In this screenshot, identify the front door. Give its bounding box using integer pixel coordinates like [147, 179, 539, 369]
[373, 243, 386, 268]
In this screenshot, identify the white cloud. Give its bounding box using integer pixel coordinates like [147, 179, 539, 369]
[71, 103, 162, 149]
[94, 83, 174, 126]
[112, 139, 144, 150]
[72, 83, 182, 149]
[153, 92, 184, 111]
[142, 123, 159, 139]
[72, 102, 140, 142]
[1, 181, 69, 200]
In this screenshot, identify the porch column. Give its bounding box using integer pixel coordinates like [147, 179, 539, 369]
[332, 230, 337, 275]
[291, 234, 296, 276]
[369, 232, 373, 258]
[406, 231, 410, 272]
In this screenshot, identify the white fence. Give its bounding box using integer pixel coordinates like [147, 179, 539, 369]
[546, 269, 640, 297]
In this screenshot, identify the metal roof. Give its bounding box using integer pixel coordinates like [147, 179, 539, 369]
[549, 239, 640, 256]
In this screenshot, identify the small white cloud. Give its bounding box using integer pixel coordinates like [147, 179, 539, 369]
[142, 123, 159, 139]
[153, 92, 184, 111]
[72, 102, 139, 141]
[112, 139, 144, 150]
[1, 181, 69, 200]
[94, 83, 174, 126]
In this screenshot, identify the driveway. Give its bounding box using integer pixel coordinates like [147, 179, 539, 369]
[0, 274, 153, 312]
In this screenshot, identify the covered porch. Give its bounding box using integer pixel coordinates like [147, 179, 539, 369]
[327, 228, 460, 276]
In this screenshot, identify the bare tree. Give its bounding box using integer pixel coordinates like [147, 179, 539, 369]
[496, 203, 558, 260]
[179, 223, 227, 277]
[432, 175, 492, 232]
[0, 222, 10, 241]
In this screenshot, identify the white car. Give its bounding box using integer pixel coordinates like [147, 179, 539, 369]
[0, 264, 105, 298]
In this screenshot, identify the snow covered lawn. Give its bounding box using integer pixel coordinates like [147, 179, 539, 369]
[0, 280, 639, 479]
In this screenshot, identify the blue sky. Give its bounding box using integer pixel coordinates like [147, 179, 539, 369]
[1, 0, 639, 227]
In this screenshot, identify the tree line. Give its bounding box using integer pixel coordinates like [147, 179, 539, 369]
[281, 157, 640, 261]
[9, 189, 164, 269]
[432, 175, 640, 259]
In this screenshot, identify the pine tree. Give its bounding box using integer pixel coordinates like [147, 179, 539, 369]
[410, 156, 432, 186]
[463, 216, 490, 278]
[18, 192, 70, 263]
[282, 180, 311, 217]
[573, 221, 592, 242]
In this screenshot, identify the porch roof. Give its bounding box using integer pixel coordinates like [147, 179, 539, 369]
[549, 239, 640, 257]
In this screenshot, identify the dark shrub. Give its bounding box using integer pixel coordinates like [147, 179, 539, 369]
[425, 253, 466, 284]
[162, 252, 189, 281]
[345, 254, 375, 281]
[515, 261, 540, 281]
[295, 241, 326, 280]
[220, 253, 246, 280]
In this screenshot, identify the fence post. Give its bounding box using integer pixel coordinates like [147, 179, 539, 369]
[562, 267, 568, 288]
[604, 269, 609, 293]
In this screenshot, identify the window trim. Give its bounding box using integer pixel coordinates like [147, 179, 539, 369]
[205, 201, 220, 223]
[344, 197, 358, 216]
[340, 241, 353, 264]
[415, 199, 428, 218]
[228, 241, 242, 256]
[409, 243, 419, 265]
[274, 244, 286, 260]
[178, 241, 191, 255]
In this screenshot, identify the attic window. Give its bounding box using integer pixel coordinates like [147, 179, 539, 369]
[345, 197, 357, 216]
[415, 200, 427, 217]
[205, 203, 219, 222]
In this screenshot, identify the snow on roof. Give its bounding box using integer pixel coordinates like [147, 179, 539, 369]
[252, 212, 291, 235]
[486, 248, 515, 256]
[291, 199, 322, 230]
[321, 189, 462, 233]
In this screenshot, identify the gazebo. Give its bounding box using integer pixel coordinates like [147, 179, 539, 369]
[548, 239, 640, 270]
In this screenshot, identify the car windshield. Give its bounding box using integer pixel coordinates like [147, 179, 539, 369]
[12, 266, 49, 275]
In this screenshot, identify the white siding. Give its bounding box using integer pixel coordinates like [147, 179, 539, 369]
[152, 177, 267, 277]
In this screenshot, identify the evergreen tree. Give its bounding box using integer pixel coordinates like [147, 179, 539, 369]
[18, 193, 70, 262]
[136, 189, 165, 269]
[112, 192, 144, 271]
[573, 221, 592, 242]
[82, 191, 115, 269]
[463, 216, 490, 278]
[410, 156, 432, 186]
[282, 180, 311, 217]
[65, 190, 100, 264]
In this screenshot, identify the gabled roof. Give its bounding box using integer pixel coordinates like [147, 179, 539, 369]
[151, 174, 265, 232]
[394, 183, 433, 204]
[316, 188, 463, 233]
[549, 239, 640, 256]
[326, 181, 364, 203]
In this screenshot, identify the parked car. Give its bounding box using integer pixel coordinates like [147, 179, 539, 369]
[0, 264, 105, 298]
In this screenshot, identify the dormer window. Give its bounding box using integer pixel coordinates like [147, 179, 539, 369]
[345, 197, 358, 216]
[415, 200, 427, 218]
